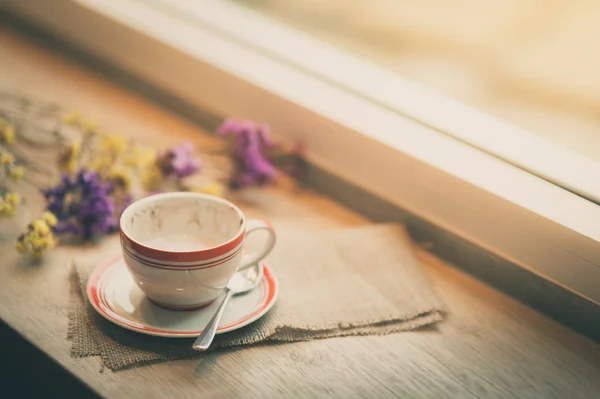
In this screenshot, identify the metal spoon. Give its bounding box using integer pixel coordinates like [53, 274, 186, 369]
[192, 264, 264, 351]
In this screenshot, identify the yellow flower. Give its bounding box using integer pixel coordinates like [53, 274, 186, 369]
[0, 152, 15, 165]
[15, 215, 57, 257]
[31, 234, 56, 250]
[88, 155, 113, 173]
[109, 167, 132, 191]
[141, 165, 163, 191]
[1, 124, 15, 145]
[62, 110, 82, 126]
[2, 203, 15, 216]
[31, 219, 50, 235]
[0, 197, 16, 216]
[124, 145, 156, 168]
[42, 211, 58, 227]
[193, 182, 224, 197]
[81, 118, 99, 133]
[100, 134, 128, 154]
[9, 166, 24, 181]
[15, 239, 28, 254]
[5, 192, 20, 205]
[59, 139, 81, 173]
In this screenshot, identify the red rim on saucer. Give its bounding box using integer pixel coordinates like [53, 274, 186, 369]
[86, 256, 279, 338]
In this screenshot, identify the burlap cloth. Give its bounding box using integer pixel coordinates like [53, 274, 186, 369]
[68, 224, 445, 371]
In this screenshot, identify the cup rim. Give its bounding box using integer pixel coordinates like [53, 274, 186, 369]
[120, 192, 246, 257]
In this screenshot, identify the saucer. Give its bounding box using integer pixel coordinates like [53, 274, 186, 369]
[86, 256, 279, 338]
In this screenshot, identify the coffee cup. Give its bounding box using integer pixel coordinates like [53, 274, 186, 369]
[119, 192, 276, 310]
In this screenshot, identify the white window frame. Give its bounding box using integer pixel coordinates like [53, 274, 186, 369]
[6, 0, 600, 305]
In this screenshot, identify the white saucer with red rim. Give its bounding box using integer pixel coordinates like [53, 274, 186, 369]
[86, 256, 279, 338]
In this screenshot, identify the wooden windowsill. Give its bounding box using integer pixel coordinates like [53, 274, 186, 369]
[1, 26, 599, 398]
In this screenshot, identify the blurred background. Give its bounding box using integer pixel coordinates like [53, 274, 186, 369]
[230, 0, 600, 161]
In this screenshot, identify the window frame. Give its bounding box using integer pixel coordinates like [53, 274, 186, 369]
[5, 0, 600, 305]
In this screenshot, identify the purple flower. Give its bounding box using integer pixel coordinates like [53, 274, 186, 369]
[53, 221, 82, 235]
[218, 118, 277, 189]
[43, 170, 121, 240]
[157, 142, 202, 178]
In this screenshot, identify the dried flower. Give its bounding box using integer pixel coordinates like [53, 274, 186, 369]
[109, 167, 132, 191]
[42, 211, 58, 227]
[62, 110, 82, 126]
[0, 193, 18, 217]
[81, 118, 99, 133]
[16, 214, 58, 258]
[43, 170, 119, 240]
[1, 151, 24, 182]
[15, 239, 27, 254]
[5, 192, 20, 206]
[124, 145, 156, 169]
[100, 134, 128, 155]
[31, 219, 50, 235]
[140, 165, 163, 191]
[192, 182, 224, 197]
[9, 166, 24, 181]
[88, 154, 113, 174]
[0, 152, 15, 166]
[157, 142, 202, 178]
[59, 139, 81, 173]
[0, 202, 11, 217]
[2, 124, 15, 145]
[88, 134, 128, 174]
[0, 117, 15, 145]
[218, 118, 277, 189]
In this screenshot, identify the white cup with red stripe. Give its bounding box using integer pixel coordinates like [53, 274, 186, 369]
[119, 192, 276, 310]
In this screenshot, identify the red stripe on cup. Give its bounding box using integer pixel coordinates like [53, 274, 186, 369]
[120, 228, 245, 263]
[122, 243, 242, 270]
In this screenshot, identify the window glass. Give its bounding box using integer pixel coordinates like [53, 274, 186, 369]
[229, 0, 600, 162]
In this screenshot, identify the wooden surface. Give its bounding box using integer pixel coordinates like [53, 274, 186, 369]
[1, 27, 600, 399]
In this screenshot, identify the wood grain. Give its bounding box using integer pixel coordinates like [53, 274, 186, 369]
[0, 26, 599, 399]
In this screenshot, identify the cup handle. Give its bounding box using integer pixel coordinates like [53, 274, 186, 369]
[238, 219, 276, 271]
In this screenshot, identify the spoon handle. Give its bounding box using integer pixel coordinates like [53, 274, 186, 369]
[193, 289, 233, 351]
